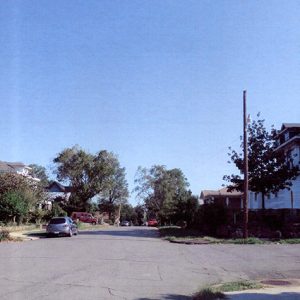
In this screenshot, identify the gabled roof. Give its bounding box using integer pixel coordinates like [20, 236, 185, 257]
[46, 181, 73, 193]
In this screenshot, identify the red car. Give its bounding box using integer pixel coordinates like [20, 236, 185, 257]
[71, 212, 98, 225]
[147, 219, 158, 227]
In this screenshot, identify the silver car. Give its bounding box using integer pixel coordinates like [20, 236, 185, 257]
[46, 217, 78, 237]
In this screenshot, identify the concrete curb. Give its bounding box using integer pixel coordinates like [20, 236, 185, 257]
[225, 280, 300, 300]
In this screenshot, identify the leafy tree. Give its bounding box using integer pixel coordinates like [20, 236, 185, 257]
[53, 146, 127, 211]
[28, 164, 50, 187]
[134, 165, 190, 223]
[134, 204, 146, 225]
[224, 116, 299, 209]
[98, 163, 129, 219]
[120, 203, 135, 223]
[0, 191, 29, 224]
[0, 173, 45, 224]
[174, 191, 199, 226]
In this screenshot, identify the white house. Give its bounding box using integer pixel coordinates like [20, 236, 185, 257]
[0, 161, 40, 182]
[249, 123, 300, 210]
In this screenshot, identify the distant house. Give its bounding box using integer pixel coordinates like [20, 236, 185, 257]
[45, 181, 72, 204]
[0, 161, 40, 182]
[249, 123, 300, 209]
[200, 188, 243, 210]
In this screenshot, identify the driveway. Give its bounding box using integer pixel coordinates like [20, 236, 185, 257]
[0, 226, 300, 300]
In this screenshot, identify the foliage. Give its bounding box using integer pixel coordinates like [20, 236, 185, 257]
[98, 162, 129, 219]
[194, 203, 228, 236]
[53, 146, 127, 211]
[225, 237, 265, 244]
[192, 288, 226, 300]
[28, 164, 50, 187]
[30, 209, 47, 225]
[173, 191, 199, 226]
[0, 229, 11, 242]
[213, 281, 262, 292]
[119, 203, 133, 221]
[224, 116, 299, 209]
[134, 165, 192, 223]
[134, 204, 146, 225]
[0, 192, 29, 223]
[0, 174, 46, 224]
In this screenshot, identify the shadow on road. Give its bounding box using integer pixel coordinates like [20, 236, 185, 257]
[137, 291, 300, 299]
[78, 227, 160, 239]
[137, 295, 190, 300]
[225, 291, 300, 299]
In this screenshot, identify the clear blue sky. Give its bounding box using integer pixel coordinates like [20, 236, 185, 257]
[1, 1, 299, 204]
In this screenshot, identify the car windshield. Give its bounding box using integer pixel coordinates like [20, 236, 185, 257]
[49, 218, 66, 224]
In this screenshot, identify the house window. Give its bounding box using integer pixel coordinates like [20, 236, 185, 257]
[284, 132, 289, 142]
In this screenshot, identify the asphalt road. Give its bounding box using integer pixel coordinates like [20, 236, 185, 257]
[1, 227, 300, 300]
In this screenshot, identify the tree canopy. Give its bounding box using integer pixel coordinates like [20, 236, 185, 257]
[53, 146, 128, 211]
[0, 173, 45, 223]
[224, 116, 299, 208]
[28, 164, 49, 187]
[98, 161, 129, 219]
[134, 165, 192, 223]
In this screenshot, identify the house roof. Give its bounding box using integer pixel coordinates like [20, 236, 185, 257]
[46, 181, 73, 193]
[201, 187, 242, 199]
[281, 123, 300, 130]
[0, 161, 27, 172]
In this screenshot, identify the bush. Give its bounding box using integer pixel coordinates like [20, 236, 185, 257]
[104, 219, 113, 225]
[0, 229, 11, 241]
[195, 203, 228, 236]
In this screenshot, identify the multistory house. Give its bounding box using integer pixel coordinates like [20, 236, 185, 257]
[249, 123, 300, 209]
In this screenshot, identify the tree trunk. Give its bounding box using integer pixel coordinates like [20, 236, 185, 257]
[262, 193, 265, 210]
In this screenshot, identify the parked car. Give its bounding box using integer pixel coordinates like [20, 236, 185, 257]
[147, 219, 158, 227]
[120, 220, 130, 226]
[71, 212, 98, 224]
[46, 217, 78, 237]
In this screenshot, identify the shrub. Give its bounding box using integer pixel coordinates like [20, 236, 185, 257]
[104, 219, 113, 225]
[0, 229, 11, 241]
[196, 203, 228, 236]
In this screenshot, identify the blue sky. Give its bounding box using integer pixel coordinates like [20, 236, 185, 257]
[0, 1, 299, 204]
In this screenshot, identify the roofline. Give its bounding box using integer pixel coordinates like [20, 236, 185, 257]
[275, 135, 300, 151]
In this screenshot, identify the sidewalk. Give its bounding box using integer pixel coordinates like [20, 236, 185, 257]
[226, 285, 300, 299]
[9, 230, 44, 241]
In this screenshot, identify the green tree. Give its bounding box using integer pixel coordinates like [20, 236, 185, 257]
[98, 163, 129, 219]
[224, 116, 299, 209]
[53, 146, 126, 211]
[0, 173, 44, 224]
[174, 191, 199, 227]
[120, 203, 136, 223]
[134, 165, 190, 223]
[28, 164, 50, 187]
[0, 191, 29, 224]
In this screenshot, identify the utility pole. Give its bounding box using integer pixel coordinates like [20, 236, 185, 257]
[243, 90, 249, 239]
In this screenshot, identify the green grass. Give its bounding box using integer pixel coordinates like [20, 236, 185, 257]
[213, 281, 263, 292]
[159, 227, 300, 245]
[192, 280, 262, 299]
[224, 237, 266, 244]
[277, 238, 300, 244]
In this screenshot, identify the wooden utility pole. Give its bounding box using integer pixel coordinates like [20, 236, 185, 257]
[243, 90, 249, 239]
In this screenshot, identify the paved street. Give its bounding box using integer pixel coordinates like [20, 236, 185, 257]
[1, 227, 300, 300]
